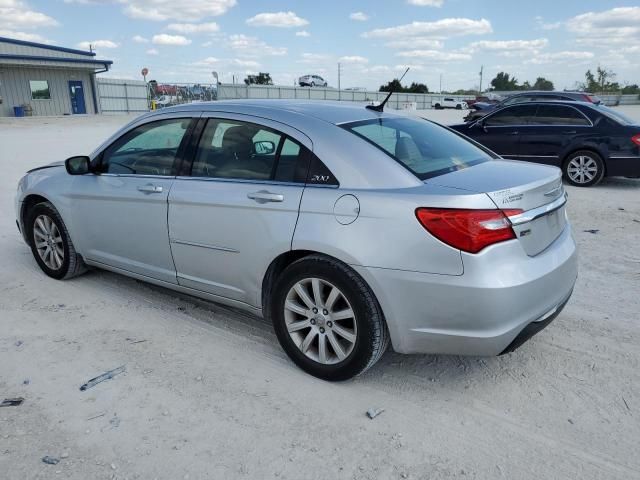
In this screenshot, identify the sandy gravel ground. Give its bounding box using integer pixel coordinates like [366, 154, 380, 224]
[1, 107, 639, 480]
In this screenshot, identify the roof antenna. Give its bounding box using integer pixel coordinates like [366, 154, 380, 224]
[366, 67, 410, 112]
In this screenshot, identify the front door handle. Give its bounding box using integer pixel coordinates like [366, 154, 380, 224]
[507, 131, 519, 135]
[247, 190, 284, 203]
[563, 130, 577, 134]
[137, 184, 163, 194]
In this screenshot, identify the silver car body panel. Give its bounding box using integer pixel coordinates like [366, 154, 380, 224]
[16, 100, 578, 356]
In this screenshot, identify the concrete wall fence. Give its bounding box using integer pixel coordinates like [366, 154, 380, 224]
[97, 77, 148, 114]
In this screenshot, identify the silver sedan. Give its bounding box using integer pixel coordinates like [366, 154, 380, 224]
[15, 100, 578, 380]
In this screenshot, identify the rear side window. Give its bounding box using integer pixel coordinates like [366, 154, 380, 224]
[191, 118, 310, 183]
[533, 105, 590, 126]
[100, 118, 191, 175]
[343, 117, 491, 180]
[485, 105, 537, 126]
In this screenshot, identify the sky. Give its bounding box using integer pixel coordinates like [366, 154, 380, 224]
[1, 0, 639, 91]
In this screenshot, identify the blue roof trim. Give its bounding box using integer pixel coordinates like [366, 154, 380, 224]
[0, 54, 112, 68]
[0, 36, 96, 57]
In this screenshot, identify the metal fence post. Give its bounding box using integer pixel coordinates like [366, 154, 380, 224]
[124, 83, 130, 113]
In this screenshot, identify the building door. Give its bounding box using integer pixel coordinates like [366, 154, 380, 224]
[68, 80, 86, 114]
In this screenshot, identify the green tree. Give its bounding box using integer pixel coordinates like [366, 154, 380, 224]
[244, 72, 273, 85]
[490, 72, 519, 91]
[621, 84, 640, 94]
[379, 80, 429, 93]
[532, 77, 554, 91]
[581, 67, 618, 92]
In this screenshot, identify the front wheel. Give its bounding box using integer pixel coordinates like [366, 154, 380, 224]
[563, 150, 605, 187]
[27, 202, 87, 279]
[456, 104, 462, 110]
[270, 255, 389, 381]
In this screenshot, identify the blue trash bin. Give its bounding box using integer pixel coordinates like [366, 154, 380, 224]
[13, 106, 25, 117]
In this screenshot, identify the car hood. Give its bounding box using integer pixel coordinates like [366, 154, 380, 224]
[27, 160, 65, 174]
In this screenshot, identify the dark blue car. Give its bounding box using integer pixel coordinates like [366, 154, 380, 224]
[450, 101, 640, 187]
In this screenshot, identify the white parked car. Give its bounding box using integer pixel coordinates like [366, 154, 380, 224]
[434, 97, 468, 110]
[299, 75, 327, 87]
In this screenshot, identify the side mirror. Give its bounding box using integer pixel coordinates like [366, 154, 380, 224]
[254, 140, 276, 155]
[65, 155, 91, 175]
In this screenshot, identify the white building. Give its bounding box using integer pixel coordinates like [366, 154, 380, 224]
[0, 36, 112, 117]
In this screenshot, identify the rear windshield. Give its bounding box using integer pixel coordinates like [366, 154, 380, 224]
[598, 106, 637, 126]
[342, 116, 491, 180]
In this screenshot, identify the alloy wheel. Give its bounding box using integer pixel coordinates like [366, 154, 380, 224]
[567, 155, 598, 184]
[33, 214, 64, 270]
[284, 278, 357, 365]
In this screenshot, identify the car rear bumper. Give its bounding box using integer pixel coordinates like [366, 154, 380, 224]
[353, 224, 578, 356]
[606, 156, 640, 177]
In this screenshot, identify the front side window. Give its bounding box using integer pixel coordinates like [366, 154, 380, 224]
[533, 105, 590, 126]
[484, 105, 538, 126]
[100, 118, 191, 175]
[502, 95, 535, 106]
[192, 119, 310, 182]
[343, 117, 491, 180]
[30, 80, 50, 99]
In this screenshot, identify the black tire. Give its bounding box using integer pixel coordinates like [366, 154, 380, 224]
[563, 150, 605, 187]
[434, 103, 441, 110]
[311, 82, 316, 87]
[26, 201, 87, 280]
[269, 255, 389, 381]
[456, 104, 462, 110]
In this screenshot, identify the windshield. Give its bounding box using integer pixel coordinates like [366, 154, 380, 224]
[598, 106, 637, 126]
[342, 117, 492, 180]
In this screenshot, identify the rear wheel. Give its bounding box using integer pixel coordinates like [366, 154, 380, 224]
[270, 255, 389, 381]
[563, 150, 605, 187]
[27, 202, 87, 280]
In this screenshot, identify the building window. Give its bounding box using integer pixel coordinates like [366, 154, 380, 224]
[29, 80, 51, 100]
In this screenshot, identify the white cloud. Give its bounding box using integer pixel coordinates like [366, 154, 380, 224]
[0, 29, 48, 42]
[0, 0, 58, 30]
[167, 22, 219, 34]
[146, 48, 159, 55]
[466, 38, 548, 57]
[246, 11, 309, 28]
[407, 0, 443, 6]
[396, 50, 471, 62]
[339, 55, 369, 64]
[132, 35, 149, 43]
[194, 56, 220, 66]
[526, 51, 594, 65]
[349, 12, 369, 21]
[295, 30, 310, 37]
[152, 34, 192, 46]
[363, 18, 492, 39]
[76, 39, 119, 49]
[394, 64, 426, 71]
[299, 52, 331, 64]
[534, 16, 562, 30]
[227, 34, 287, 56]
[385, 38, 443, 49]
[566, 7, 640, 46]
[232, 59, 260, 68]
[123, 0, 235, 21]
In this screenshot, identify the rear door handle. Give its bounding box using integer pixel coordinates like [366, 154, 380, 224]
[507, 131, 519, 135]
[137, 184, 163, 194]
[247, 190, 284, 203]
[563, 130, 577, 134]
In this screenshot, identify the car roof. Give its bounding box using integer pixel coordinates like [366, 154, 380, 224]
[160, 99, 399, 125]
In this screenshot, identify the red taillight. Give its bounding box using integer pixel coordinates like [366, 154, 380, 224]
[632, 134, 640, 147]
[581, 94, 595, 103]
[415, 208, 523, 254]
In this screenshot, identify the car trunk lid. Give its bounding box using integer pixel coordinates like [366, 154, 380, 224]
[425, 160, 567, 256]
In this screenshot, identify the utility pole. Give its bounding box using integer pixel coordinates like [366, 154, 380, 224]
[439, 73, 442, 94]
[479, 65, 484, 94]
[338, 62, 341, 100]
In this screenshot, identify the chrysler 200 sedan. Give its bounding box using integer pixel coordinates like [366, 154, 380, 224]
[15, 100, 578, 380]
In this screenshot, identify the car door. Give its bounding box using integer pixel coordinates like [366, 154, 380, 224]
[167, 114, 313, 307]
[470, 104, 538, 158]
[70, 115, 195, 283]
[517, 104, 592, 166]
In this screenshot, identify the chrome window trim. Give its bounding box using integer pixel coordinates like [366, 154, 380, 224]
[482, 103, 594, 128]
[96, 173, 176, 179]
[174, 175, 339, 188]
[508, 193, 567, 225]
